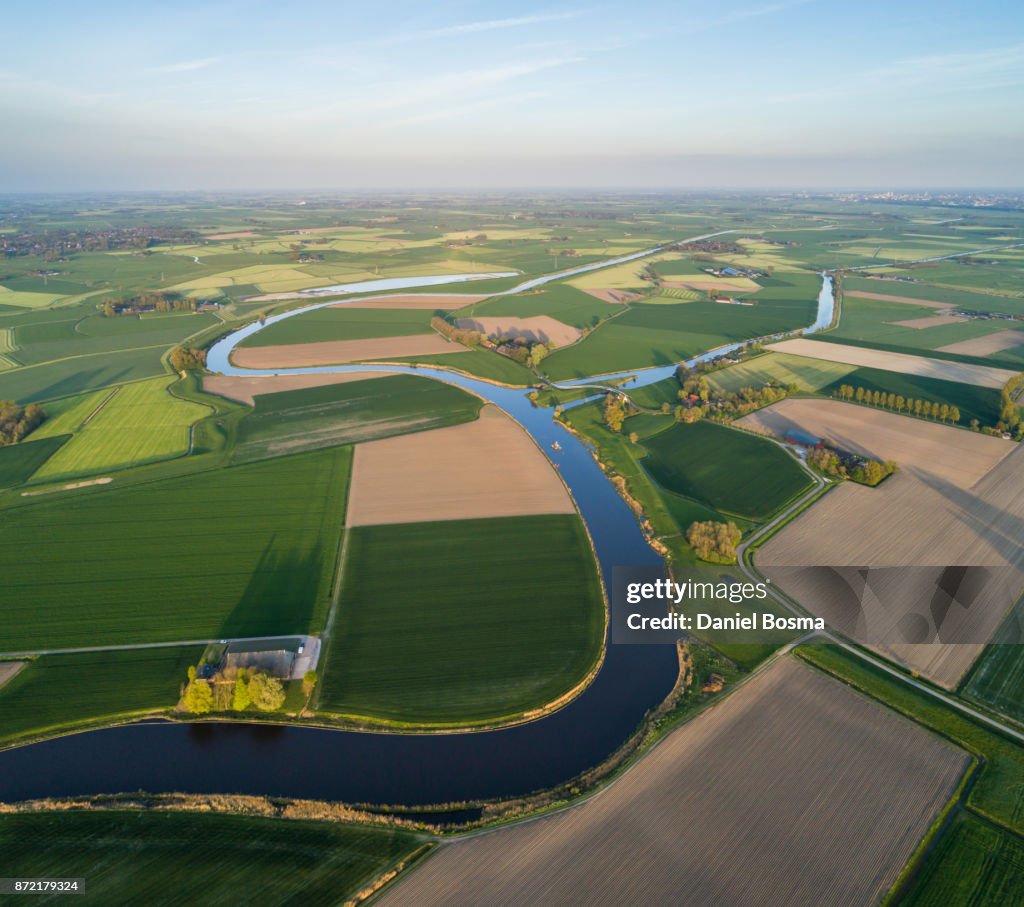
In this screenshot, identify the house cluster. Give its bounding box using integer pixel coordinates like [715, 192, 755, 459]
[702, 265, 765, 279]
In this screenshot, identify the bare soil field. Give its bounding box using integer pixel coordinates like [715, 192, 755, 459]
[381, 657, 967, 907]
[759, 442, 1024, 687]
[581, 288, 640, 304]
[663, 276, 760, 294]
[738, 398, 1012, 488]
[346, 405, 574, 526]
[889, 314, 966, 329]
[845, 290, 954, 309]
[230, 335, 466, 369]
[455, 316, 582, 346]
[766, 338, 1017, 388]
[203, 372, 390, 406]
[331, 295, 484, 310]
[938, 329, 1024, 356]
[0, 661, 27, 690]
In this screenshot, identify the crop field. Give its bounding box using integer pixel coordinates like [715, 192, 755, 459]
[383, 348, 535, 385]
[464, 284, 620, 330]
[901, 811, 1024, 905]
[346, 405, 572, 526]
[0, 437, 69, 489]
[454, 315, 581, 346]
[380, 657, 967, 906]
[319, 514, 604, 725]
[737, 398, 1012, 488]
[28, 389, 114, 439]
[759, 442, 1024, 687]
[938, 328, 1024, 357]
[0, 647, 201, 745]
[0, 811, 421, 906]
[31, 378, 209, 481]
[232, 335, 466, 369]
[232, 374, 481, 462]
[766, 339, 1018, 389]
[642, 421, 812, 520]
[843, 276, 1024, 313]
[965, 643, 1024, 726]
[0, 447, 351, 651]
[203, 371, 390, 405]
[544, 277, 818, 379]
[709, 352, 858, 393]
[240, 308, 434, 348]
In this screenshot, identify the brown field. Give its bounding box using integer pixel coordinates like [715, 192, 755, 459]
[759, 434, 1024, 687]
[346, 405, 574, 526]
[845, 290, 954, 308]
[766, 338, 1017, 388]
[380, 657, 967, 907]
[662, 276, 760, 293]
[0, 662, 26, 690]
[454, 316, 582, 347]
[888, 314, 966, 329]
[204, 231, 260, 240]
[230, 335, 467, 369]
[581, 288, 639, 304]
[738, 398, 1012, 488]
[331, 294, 484, 310]
[938, 328, 1024, 356]
[203, 372, 390, 406]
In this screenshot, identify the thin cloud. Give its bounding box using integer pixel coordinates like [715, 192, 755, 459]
[147, 57, 221, 74]
[420, 12, 580, 38]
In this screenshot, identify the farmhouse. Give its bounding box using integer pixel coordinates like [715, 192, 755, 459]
[222, 638, 304, 679]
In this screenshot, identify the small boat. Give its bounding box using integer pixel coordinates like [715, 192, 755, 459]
[551, 441, 562, 451]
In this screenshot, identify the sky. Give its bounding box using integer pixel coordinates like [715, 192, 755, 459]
[1, 0, 1022, 191]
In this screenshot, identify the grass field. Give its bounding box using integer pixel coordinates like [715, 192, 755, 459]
[240, 308, 435, 348]
[0, 811, 422, 906]
[900, 811, 1024, 906]
[0, 647, 201, 745]
[543, 274, 819, 380]
[319, 515, 604, 725]
[709, 352, 858, 393]
[463, 284, 619, 331]
[391, 349, 535, 385]
[0, 436, 69, 489]
[0, 447, 351, 651]
[642, 421, 812, 520]
[233, 374, 481, 462]
[27, 389, 114, 439]
[31, 378, 209, 481]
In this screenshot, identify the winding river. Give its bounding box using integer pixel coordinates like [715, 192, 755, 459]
[0, 249, 834, 807]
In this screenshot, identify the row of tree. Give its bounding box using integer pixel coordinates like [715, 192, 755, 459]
[686, 520, 743, 565]
[603, 393, 631, 432]
[805, 446, 897, 487]
[181, 663, 309, 715]
[835, 385, 961, 424]
[102, 292, 198, 317]
[0, 400, 45, 446]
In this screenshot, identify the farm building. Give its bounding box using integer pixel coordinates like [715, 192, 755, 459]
[222, 638, 304, 679]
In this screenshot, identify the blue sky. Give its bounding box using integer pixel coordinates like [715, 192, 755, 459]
[1, 0, 1022, 190]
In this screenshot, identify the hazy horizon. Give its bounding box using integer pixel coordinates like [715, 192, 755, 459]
[2, 0, 1022, 192]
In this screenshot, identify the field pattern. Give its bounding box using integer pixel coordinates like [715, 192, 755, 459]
[381, 658, 967, 906]
[0, 436, 69, 489]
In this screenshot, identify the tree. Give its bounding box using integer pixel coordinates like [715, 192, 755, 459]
[302, 670, 318, 697]
[939, 403, 950, 423]
[183, 679, 213, 714]
[914, 399, 923, 417]
[628, 431, 639, 444]
[187, 664, 197, 683]
[922, 401, 932, 419]
[970, 418, 980, 431]
[871, 390, 881, 407]
[248, 673, 286, 712]
[232, 676, 251, 711]
[686, 520, 742, 564]
[896, 395, 905, 413]
[949, 406, 960, 425]
[855, 387, 865, 403]
[603, 393, 627, 432]
[886, 392, 896, 410]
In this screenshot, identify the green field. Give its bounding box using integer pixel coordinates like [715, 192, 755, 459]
[240, 308, 435, 347]
[0, 447, 351, 651]
[391, 348, 535, 385]
[27, 389, 114, 440]
[963, 599, 1024, 725]
[0, 648, 201, 745]
[233, 374, 482, 462]
[319, 515, 604, 726]
[31, 378, 209, 481]
[464, 283, 620, 330]
[843, 276, 1024, 313]
[818, 366, 1003, 427]
[542, 274, 819, 380]
[642, 421, 812, 520]
[0, 811, 422, 906]
[900, 811, 1024, 906]
[0, 436, 69, 489]
[708, 352, 858, 393]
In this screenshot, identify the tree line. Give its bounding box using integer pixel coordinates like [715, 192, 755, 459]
[103, 292, 198, 317]
[0, 400, 45, 446]
[180, 662, 314, 715]
[835, 385, 961, 425]
[805, 446, 896, 486]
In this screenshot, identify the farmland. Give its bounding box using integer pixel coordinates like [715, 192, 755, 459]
[31, 377, 209, 481]
[709, 352, 858, 393]
[0, 448, 351, 651]
[0, 811, 422, 906]
[380, 657, 967, 905]
[463, 283, 620, 330]
[231, 374, 481, 462]
[239, 307, 435, 348]
[642, 421, 812, 520]
[231, 334, 466, 369]
[318, 514, 604, 725]
[963, 599, 1024, 725]
[0, 436, 68, 488]
[0, 647, 201, 746]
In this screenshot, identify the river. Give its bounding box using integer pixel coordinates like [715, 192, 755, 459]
[0, 256, 833, 807]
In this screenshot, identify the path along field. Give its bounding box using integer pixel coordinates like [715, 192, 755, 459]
[755, 403, 1024, 687]
[380, 657, 968, 906]
[938, 328, 1024, 356]
[203, 371, 389, 406]
[231, 335, 466, 368]
[766, 338, 1017, 388]
[346, 405, 573, 527]
[454, 315, 581, 346]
